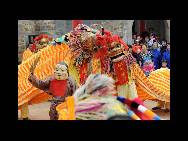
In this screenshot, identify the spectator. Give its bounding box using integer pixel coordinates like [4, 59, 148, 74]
[155, 36, 162, 48]
[161, 59, 168, 68]
[162, 43, 170, 69]
[144, 36, 150, 47]
[148, 34, 156, 49]
[136, 35, 142, 41]
[132, 34, 137, 44]
[140, 45, 154, 76]
[160, 39, 167, 54]
[132, 40, 142, 54]
[151, 41, 162, 70]
[132, 40, 142, 64]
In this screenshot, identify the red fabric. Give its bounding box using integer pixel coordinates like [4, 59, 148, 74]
[96, 30, 128, 50]
[113, 60, 129, 85]
[79, 62, 88, 85]
[49, 79, 67, 97]
[111, 35, 128, 50]
[34, 34, 49, 41]
[72, 20, 83, 29]
[140, 20, 145, 33]
[30, 44, 36, 52]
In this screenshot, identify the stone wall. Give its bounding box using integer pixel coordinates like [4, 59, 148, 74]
[18, 20, 36, 62]
[18, 20, 169, 62]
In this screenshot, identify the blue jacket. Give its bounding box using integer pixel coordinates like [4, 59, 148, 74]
[162, 50, 170, 69]
[151, 49, 162, 70]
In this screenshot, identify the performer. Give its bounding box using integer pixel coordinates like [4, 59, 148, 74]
[34, 34, 51, 52]
[94, 29, 138, 99]
[28, 57, 77, 120]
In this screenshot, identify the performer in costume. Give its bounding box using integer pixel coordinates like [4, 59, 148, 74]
[66, 24, 138, 99]
[93, 28, 138, 99]
[28, 57, 77, 120]
[22, 34, 51, 61]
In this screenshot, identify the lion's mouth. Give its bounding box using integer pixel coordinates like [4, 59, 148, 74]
[110, 52, 125, 62]
[110, 52, 125, 61]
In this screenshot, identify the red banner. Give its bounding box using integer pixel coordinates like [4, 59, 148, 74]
[140, 20, 145, 33]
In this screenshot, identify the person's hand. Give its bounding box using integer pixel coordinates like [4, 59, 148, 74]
[30, 55, 40, 74]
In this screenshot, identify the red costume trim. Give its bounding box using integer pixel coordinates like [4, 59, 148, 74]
[79, 62, 88, 85]
[113, 60, 129, 85]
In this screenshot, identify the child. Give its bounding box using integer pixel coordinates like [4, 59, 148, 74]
[162, 43, 170, 69]
[161, 59, 168, 68]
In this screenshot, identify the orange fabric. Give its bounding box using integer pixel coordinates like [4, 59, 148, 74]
[22, 49, 33, 62]
[18, 44, 72, 107]
[29, 92, 52, 105]
[92, 56, 101, 74]
[131, 63, 170, 102]
[136, 84, 156, 101]
[56, 96, 75, 120]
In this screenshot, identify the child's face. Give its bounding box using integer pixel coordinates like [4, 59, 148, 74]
[153, 42, 158, 48]
[162, 62, 167, 67]
[162, 41, 167, 46]
[167, 44, 170, 50]
[145, 37, 149, 42]
[137, 36, 141, 40]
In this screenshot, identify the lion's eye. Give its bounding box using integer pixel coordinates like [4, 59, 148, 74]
[116, 44, 121, 48]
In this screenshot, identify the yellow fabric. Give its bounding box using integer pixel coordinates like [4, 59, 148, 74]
[56, 96, 75, 120]
[117, 83, 138, 99]
[91, 57, 101, 74]
[117, 68, 138, 99]
[20, 103, 29, 118]
[69, 59, 80, 85]
[130, 63, 170, 102]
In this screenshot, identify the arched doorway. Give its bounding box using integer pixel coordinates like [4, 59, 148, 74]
[132, 20, 169, 41]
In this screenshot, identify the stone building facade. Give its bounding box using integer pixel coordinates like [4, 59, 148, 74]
[18, 20, 170, 62]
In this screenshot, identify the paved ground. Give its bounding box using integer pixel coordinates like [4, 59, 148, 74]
[18, 100, 170, 120]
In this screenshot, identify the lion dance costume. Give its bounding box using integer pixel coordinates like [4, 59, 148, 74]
[18, 23, 170, 120]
